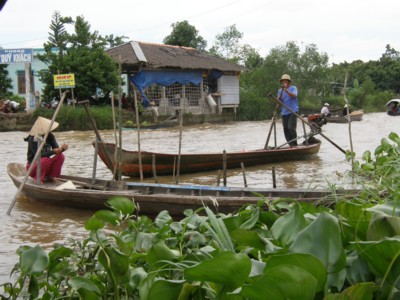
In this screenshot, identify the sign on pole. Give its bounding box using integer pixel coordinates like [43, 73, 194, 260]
[0, 49, 33, 64]
[53, 74, 75, 89]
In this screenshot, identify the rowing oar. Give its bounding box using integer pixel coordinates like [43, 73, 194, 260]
[268, 93, 346, 154]
[7, 91, 69, 215]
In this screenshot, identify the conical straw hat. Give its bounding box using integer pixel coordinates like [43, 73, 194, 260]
[29, 117, 59, 136]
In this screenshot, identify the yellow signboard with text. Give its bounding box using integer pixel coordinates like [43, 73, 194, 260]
[54, 74, 75, 89]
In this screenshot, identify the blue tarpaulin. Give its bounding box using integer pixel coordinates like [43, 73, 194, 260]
[129, 70, 202, 107]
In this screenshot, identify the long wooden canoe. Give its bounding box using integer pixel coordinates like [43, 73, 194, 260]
[326, 110, 363, 123]
[95, 141, 322, 178]
[8, 162, 358, 218]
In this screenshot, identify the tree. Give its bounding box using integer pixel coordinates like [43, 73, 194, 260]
[38, 12, 124, 102]
[209, 24, 243, 62]
[239, 41, 331, 120]
[163, 20, 207, 51]
[103, 34, 129, 49]
[0, 64, 12, 98]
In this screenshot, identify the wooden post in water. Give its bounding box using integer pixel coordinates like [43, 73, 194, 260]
[176, 111, 183, 184]
[110, 92, 119, 180]
[92, 139, 98, 185]
[216, 170, 221, 186]
[240, 162, 248, 187]
[173, 156, 176, 182]
[223, 150, 227, 187]
[152, 154, 158, 183]
[272, 166, 276, 188]
[133, 90, 143, 180]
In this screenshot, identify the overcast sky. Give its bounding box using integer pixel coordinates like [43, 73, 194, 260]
[1, 0, 399, 64]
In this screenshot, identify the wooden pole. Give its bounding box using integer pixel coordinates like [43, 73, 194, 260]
[223, 150, 227, 187]
[7, 91, 69, 215]
[152, 154, 158, 183]
[173, 156, 176, 182]
[176, 110, 183, 184]
[302, 121, 309, 145]
[110, 92, 119, 180]
[133, 89, 143, 180]
[240, 162, 248, 188]
[216, 170, 221, 186]
[343, 71, 355, 171]
[117, 58, 123, 180]
[268, 93, 346, 154]
[92, 139, 98, 185]
[265, 88, 284, 149]
[272, 166, 276, 188]
[264, 103, 280, 149]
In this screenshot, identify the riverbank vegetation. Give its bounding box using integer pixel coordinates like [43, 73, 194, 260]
[1, 133, 400, 299]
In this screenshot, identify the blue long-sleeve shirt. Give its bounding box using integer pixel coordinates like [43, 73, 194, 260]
[278, 85, 298, 116]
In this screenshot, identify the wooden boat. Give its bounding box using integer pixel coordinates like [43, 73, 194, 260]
[95, 141, 322, 178]
[386, 99, 400, 116]
[7, 162, 358, 218]
[326, 110, 363, 123]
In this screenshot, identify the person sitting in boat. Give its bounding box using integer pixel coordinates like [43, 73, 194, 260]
[342, 104, 351, 116]
[320, 103, 331, 117]
[24, 117, 68, 184]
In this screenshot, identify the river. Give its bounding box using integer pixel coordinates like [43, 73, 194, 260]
[0, 112, 398, 281]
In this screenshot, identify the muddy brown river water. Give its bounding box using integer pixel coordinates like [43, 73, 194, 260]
[0, 112, 398, 281]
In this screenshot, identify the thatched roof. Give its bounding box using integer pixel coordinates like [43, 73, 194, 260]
[106, 41, 246, 74]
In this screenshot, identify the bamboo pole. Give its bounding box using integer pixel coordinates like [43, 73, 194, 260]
[264, 88, 284, 149]
[110, 92, 119, 180]
[133, 89, 143, 180]
[223, 150, 227, 187]
[92, 139, 98, 184]
[7, 91, 69, 215]
[216, 170, 221, 186]
[240, 162, 248, 187]
[264, 103, 279, 149]
[175, 110, 183, 184]
[152, 154, 158, 183]
[343, 71, 354, 171]
[272, 166, 276, 188]
[117, 58, 123, 180]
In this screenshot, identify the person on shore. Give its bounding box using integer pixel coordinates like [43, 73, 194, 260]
[278, 74, 299, 147]
[24, 117, 68, 184]
[321, 103, 331, 117]
[149, 100, 159, 123]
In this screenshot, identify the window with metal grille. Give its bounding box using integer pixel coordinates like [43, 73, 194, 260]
[143, 82, 204, 107]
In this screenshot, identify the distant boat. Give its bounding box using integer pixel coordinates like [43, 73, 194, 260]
[386, 99, 400, 116]
[8, 162, 359, 218]
[121, 119, 178, 130]
[95, 141, 322, 178]
[326, 110, 363, 123]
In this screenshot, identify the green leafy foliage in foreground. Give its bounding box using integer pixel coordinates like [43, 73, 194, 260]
[2, 133, 400, 299]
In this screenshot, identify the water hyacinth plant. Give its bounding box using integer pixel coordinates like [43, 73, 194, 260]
[1, 132, 400, 299]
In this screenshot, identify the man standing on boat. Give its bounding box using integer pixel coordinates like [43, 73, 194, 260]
[278, 74, 299, 147]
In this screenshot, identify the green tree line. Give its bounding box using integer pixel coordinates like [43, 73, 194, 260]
[1, 14, 399, 120]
